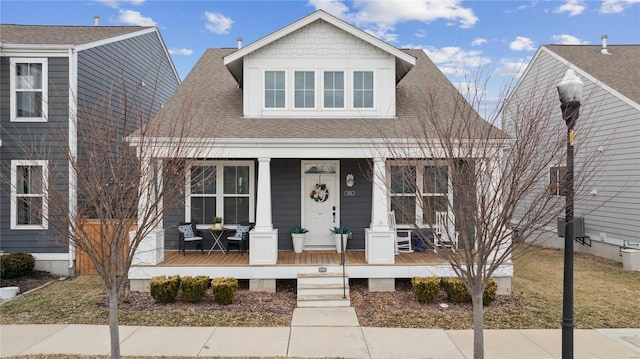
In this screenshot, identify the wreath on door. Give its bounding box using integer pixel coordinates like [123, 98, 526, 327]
[310, 183, 329, 202]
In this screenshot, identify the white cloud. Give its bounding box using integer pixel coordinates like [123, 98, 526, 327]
[118, 9, 156, 26]
[309, 0, 478, 43]
[493, 58, 530, 78]
[600, 0, 640, 13]
[414, 29, 427, 38]
[168, 48, 194, 56]
[471, 38, 487, 46]
[510, 36, 536, 51]
[423, 47, 491, 78]
[96, 0, 144, 8]
[553, 0, 586, 16]
[552, 34, 590, 44]
[204, 11, 233, 34]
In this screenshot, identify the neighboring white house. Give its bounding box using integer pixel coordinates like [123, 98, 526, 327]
[504, 37, 640, 263]
[128, 10, 513, 293]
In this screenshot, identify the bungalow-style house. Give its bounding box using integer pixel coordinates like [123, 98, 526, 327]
[503, 37, 640, 265]
[128, 10, 512, 301]
[0, 23, 180, 275]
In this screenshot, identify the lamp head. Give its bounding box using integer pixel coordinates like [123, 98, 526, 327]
[557, 69, 584, 104]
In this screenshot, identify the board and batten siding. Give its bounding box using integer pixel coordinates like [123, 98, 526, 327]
[0, 56, 70, 253]
[505, 48, 640, 245]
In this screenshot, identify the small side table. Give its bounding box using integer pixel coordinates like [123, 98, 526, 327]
[208, 228, 227, 254]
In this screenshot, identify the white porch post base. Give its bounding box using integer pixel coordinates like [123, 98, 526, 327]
[249, 229, 279, 265]
[365, 228, 395, 264]
[132, 228, 164, 265]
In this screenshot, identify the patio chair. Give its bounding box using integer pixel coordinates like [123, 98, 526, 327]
[433, 211, 459, 253]
[390, 211, 413, 254]
[177, 222, 204, 255]
[227, 222, 254, 255]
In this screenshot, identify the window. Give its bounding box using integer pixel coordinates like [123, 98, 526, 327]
[294, 71, 315, 108]
[187, 162, 254, 225]
[323, 71, 344, 108]
[265, 71, 285, 108]
[549, 166, 567, 196]
[10, 58, 48, 122]
[353, 71, 373, 108]
[11, 160, 48, 229]
[389, 162, 450, 226]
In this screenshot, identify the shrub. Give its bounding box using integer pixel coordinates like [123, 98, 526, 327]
[0, 253, 36, 279]
[411, 276, 441, 303]
[211, 277, 238, 305]
[483, 278, 498, 305]
[441, 277, 498, 305]
[441, 277, 471, 303]
[149, 275, 181, 303]
[181, 276, 209, 302]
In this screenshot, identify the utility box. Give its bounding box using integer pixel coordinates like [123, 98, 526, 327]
[557, 217, 585, 238]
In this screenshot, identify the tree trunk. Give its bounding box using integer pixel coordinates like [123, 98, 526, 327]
[109, 288, 121, 359]
[471, 289, 485, 359]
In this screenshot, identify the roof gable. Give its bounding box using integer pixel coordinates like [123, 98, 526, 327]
[544, 44, 640, 104]
[223, 10, 416, 86]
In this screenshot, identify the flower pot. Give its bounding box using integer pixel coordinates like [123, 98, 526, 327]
[0, 286, 19, 299]
[334, 234, 348, 253]
[291, 233, 305, 253]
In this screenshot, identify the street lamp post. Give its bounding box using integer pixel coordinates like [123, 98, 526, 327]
[557, 69, 583, 359]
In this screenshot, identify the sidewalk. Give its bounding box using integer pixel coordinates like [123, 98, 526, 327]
[1, 308, 639, 358]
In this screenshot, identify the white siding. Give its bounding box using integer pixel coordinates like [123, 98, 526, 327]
[243, 20, 396, 118]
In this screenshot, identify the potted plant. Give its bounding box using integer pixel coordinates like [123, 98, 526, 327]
[290, 226, 308, 253]
[213, 216, 224, 229]
[330, 226, 351, 253]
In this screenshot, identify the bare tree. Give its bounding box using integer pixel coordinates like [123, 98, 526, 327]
[3, 68, 216, 358]
[377, 70, 600, 359]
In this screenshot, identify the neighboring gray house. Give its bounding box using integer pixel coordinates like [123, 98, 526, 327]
[0, 24, 180, 275]
[504, 37, 640, 262]
[127, 10, 513, 298]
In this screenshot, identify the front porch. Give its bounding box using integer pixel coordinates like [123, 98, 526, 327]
[129, 249, 514, 294]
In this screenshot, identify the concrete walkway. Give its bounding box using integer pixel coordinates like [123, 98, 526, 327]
[1, 308, 639, 358]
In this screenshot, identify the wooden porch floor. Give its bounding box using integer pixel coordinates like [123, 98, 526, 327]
[157, 250, 446, 267]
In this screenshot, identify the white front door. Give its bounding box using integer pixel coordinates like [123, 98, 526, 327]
[302, 161, 339, 250]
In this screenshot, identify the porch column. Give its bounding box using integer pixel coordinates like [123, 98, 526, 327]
[250, 157, 278, 265]
[370, 157, 389, 230]
[255, 157, 273, 231]
[365, 157, 395, 264]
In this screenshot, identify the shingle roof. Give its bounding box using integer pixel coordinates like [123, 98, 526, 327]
[544, 45, 640, 104]
[147, 47, 503, 141]
[0, 24, 150, 46]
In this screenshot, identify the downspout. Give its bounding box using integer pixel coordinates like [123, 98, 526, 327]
[68, 47, 78, 274]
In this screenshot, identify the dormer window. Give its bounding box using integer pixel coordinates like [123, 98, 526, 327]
[265, 71, 285, 108]
[323, 71, 344, 108]
[294, 71, 315, 108]
[353, 71, 374, 108]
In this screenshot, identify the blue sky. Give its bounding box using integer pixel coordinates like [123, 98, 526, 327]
[2, 0, 639, 117]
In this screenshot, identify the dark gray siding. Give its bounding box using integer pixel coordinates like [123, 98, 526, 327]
[0, 56, 70, 253]
[76, 31, 179, 158]
[340, 159, 372, 250]
[272, 159, 302, 250]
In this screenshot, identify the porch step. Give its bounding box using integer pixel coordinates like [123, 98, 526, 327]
[296, 266, 350, 307]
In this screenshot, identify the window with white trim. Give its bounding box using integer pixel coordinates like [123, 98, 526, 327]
[389, 162, 449, 226]
[265, 71, 285, 108]
[11, 160, 48, 229]
[187, 161, 254, 225]
[294, 71, 315, 108]
[10, 58, 48, 122]
[323, 71, 344, 108]
[353, 71, 373, 108]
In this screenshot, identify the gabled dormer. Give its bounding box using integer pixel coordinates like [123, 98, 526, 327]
[223, 10, 416, 119]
